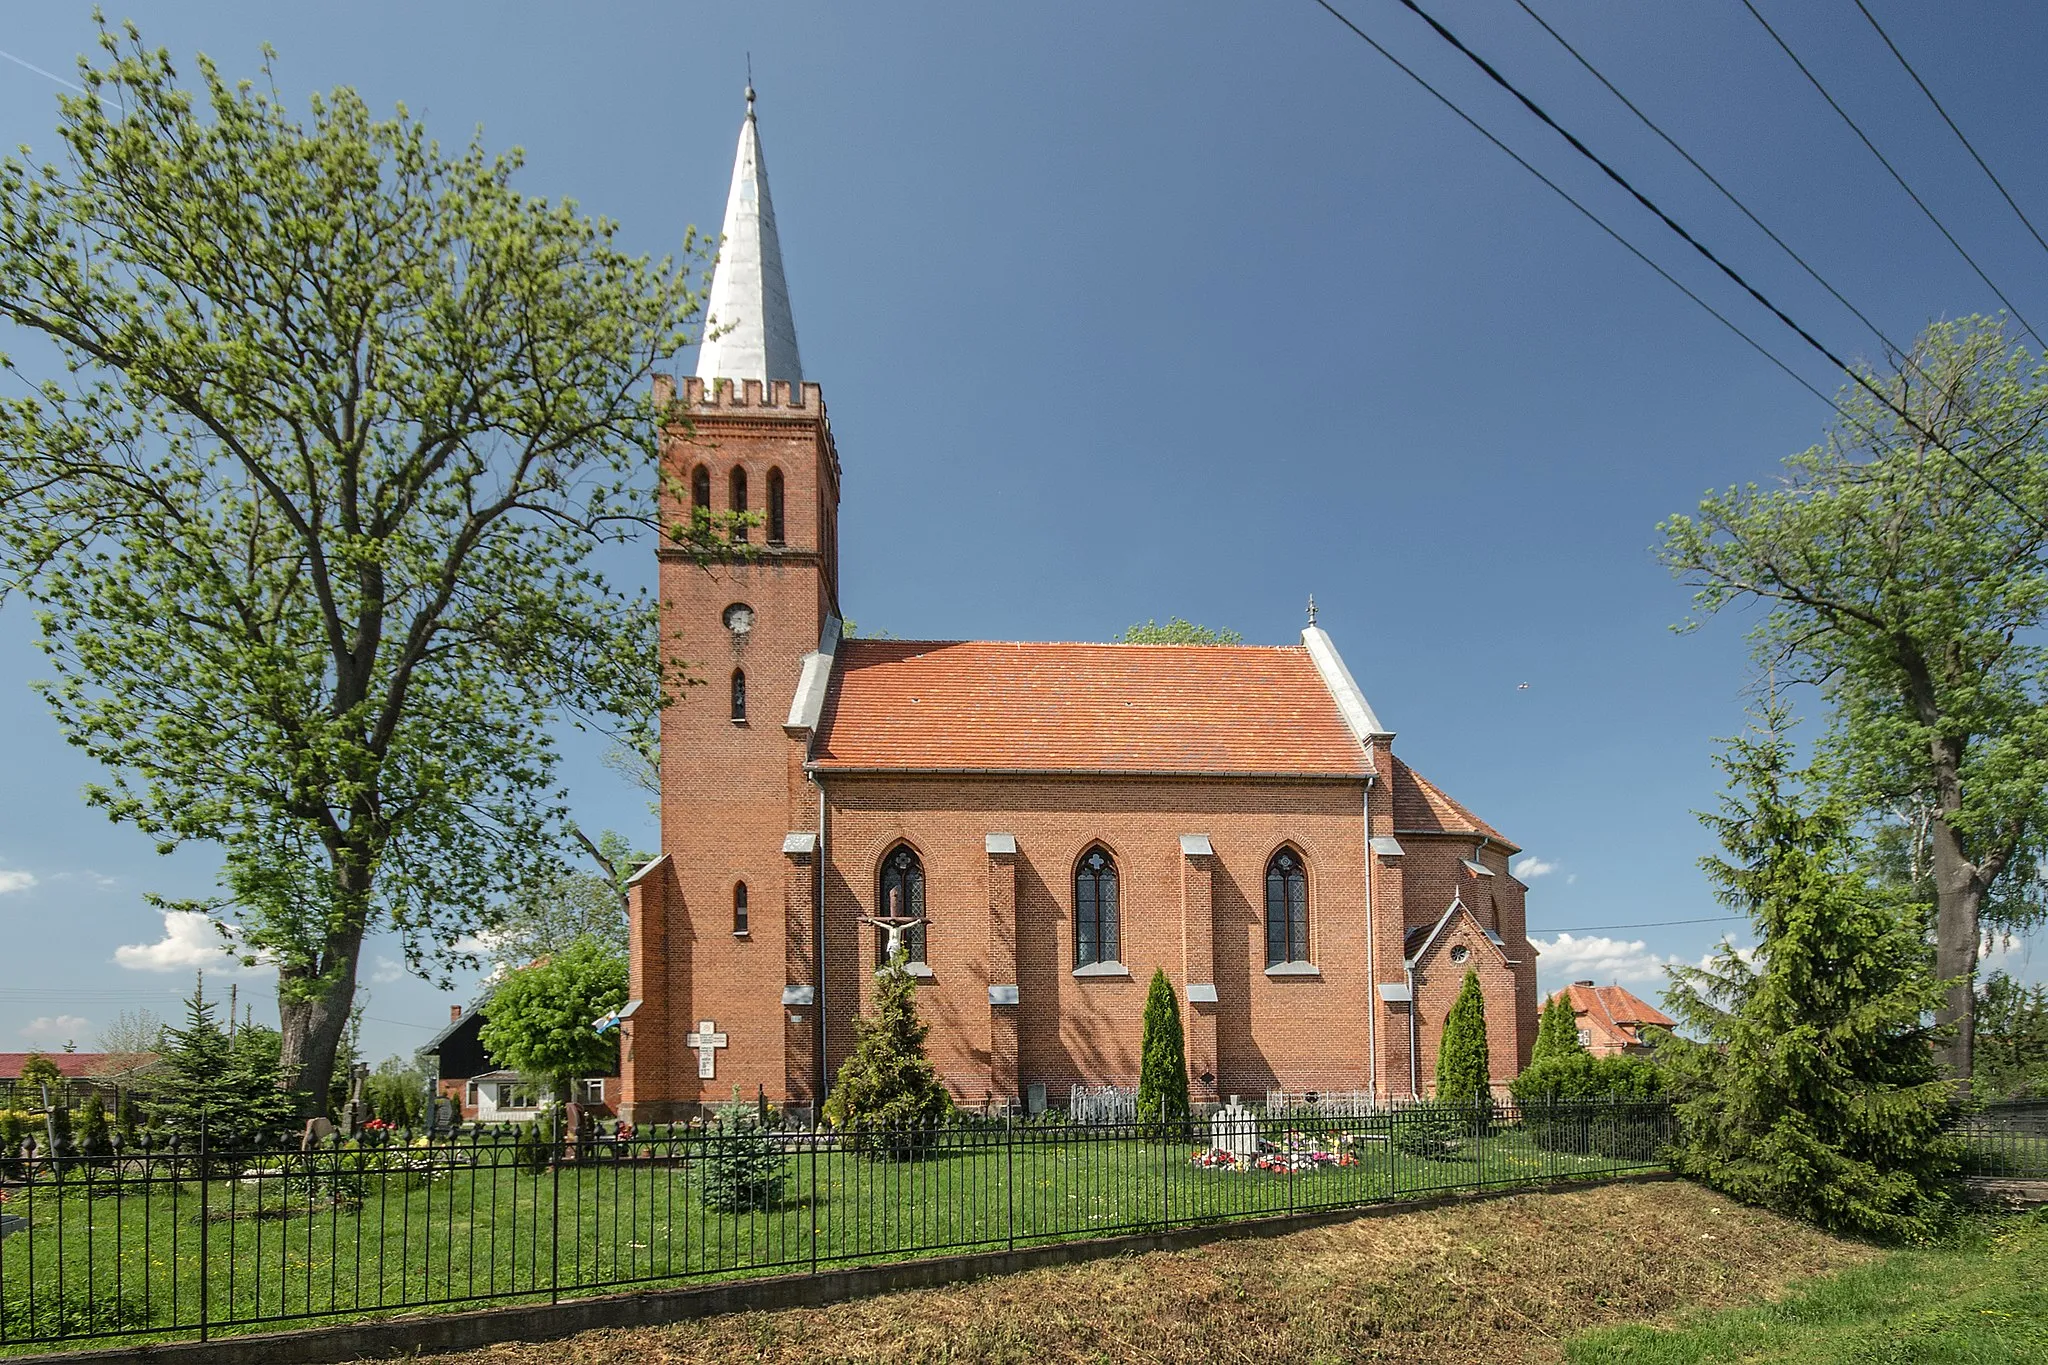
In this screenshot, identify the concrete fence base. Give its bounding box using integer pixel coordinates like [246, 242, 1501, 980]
[15, 1172, 1674, 1365]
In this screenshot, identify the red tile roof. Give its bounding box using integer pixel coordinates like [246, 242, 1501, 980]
[811, 640, 1371, 776]
[0, 1052, 149, 1081]
[1547, 983, 1675, 1050]
[1390, 755, 1510, 846]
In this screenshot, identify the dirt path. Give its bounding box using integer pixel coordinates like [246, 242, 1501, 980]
[386, 1180, 1876, 1365]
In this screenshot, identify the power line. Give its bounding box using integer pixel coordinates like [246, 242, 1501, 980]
[1309, 0, 2048, 538]
[1529, 915, 1747, 935]
[1738, 0, 2044, 347]
[1507, 0, 1910, 361]
[1301, 0, 1832, 409]
[1848, 0, 2048, 267]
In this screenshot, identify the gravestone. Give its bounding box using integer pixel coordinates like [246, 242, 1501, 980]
[1211, 1096, 1260, 1162]
[300, 1116, 335, 1152]
[0, 1213, 26, 1239]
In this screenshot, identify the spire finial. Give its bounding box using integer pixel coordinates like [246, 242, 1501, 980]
[745, 54, 756, 118]
[1306, 594, 1318, 627]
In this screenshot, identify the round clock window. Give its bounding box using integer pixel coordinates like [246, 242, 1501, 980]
[723, 603, 754, 636]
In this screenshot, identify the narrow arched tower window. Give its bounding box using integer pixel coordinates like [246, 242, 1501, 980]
[766, 467, 786, 545]
[730, 466, 749, 542]
[1074, 845, 1119, 968]
[1265, 848, 1309, 966]
[733, 882, 749, 936]
[878, 844, 927, 966]
[730, 668, 747, 722]
[691, 464, 711, 513]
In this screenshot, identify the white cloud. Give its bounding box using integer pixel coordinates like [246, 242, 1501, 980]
[20, 1014, 90, 1044]
[1532, 932, 1684, 986]
[1512, 856, 1558, 881]
[0, 869, 36, 896]
[114, 910, 268, 974]
[372, 956, 405, 984]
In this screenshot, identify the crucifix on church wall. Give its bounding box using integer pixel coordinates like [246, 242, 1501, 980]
[685, 1019, 728, 1079]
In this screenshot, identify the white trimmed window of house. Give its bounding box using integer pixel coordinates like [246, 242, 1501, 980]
[464, 1080, 479, 1108]
[501, 1081, 542, 1110]
[1577, 1028, 1591, 1047]
[577, 1078, 606, 1105]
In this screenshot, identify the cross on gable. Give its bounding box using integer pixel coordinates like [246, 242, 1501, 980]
[684, 1019, 728, 1079]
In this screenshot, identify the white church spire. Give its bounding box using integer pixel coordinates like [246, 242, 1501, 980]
[695, 84, 804, 386]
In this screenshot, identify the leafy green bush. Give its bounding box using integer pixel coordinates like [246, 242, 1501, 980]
[1512, 1052, 1663, 1156]
[1390, 1101, 1470, 1160]
[510, 1114, 555, 1176]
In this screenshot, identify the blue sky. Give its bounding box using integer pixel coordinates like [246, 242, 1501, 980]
[2, 1, 2045, 1062]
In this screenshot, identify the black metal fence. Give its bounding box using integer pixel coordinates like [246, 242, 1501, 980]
[1959, 1100, 2048, 1179]
[0, 1099, 1675, 1353]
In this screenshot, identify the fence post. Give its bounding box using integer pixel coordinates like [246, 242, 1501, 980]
[1006, 1114, 1016, 1252]
[549, 1107, 562, 1305]
[197, 1109, 210, 1343]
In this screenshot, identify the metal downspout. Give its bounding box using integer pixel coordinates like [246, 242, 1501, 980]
[1362, 774, 1377, 1100]
[816, 776, 829, 1110]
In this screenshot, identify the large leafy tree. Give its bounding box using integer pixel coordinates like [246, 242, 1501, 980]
[474, 936, 628, 1102]
[1661, 317, 2048, 1080]
[1661, 703, 1957, 1241]
[1116, 618, 1244, 645]
[479, 828, 646, 971]
[0, 25, 725, 1111]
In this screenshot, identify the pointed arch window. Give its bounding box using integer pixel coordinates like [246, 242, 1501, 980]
[729, 466, 749, 542]
[1074, 846, 1120, 968]
[1265, 848, 1309, 967]
[877, 844, 927, 966]
[766, 467, 786, 545]
[730, 668, 747, 723]
[733, 882, 749, 936]
[690, 464, 711, 513]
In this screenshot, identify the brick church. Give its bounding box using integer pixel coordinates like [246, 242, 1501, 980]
[619, 92, 1539, 1121]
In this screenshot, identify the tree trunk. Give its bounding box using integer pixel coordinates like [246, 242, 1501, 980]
[275, 844, 373, 1116]
[1927, 738, 1982, 1090]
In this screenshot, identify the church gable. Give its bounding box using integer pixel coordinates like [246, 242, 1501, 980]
[810, 639, 1372, 776]
[1405, 896, 1516, 971]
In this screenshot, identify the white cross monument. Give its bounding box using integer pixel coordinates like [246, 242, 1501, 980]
[684, 1020, 728, 1080]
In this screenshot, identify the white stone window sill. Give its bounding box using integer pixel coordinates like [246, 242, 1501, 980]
[733, 930, 750, 939]
[1073, 961, 1131, 978]
[904, 961, 934, 978]
[1264, 961, 1321, 977]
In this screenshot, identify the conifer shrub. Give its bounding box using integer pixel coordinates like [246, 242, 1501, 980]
[1660, 703, 1960, 1242]
[510, 1114, 555, 1176]
[1530, 992, 1586, 1066]
[1136, 968, 1190, 1138]
[0, 1110, 26, 1178]
[1435, 969, 1493, 1118]
[76, 1095, 112, 1166]
[699, 1101, 788, 1212]
[1390, 1100, 1468, 1159]
[824, 951, 952, 1159]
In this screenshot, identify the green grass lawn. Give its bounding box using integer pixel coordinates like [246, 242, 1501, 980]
[1568, 1210, 2048, 1365]
[0, 1121, 1653, 1352]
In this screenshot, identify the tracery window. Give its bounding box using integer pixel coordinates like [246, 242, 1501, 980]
[730, 668, 747, 722]
[730, 466, 749, 541]
[766, 467, 786, 544]
[1264, 847, 1309, 966]
[877, 844, 927, 966]
[1074, 845, 1120, 968]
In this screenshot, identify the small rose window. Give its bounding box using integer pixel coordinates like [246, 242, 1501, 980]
[1450, 944, 1470, 964]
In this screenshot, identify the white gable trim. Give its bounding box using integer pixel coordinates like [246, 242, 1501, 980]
[1302, 625, 1391, 748]
[784, 615, 842, 732]
[1405, 895, 1513, 970]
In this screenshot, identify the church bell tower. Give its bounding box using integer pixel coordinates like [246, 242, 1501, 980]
[623, 86, 841, 1121]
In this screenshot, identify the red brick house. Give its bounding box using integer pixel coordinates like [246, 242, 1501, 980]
[1547, 982, 1674, 1056]
[618, 92, 1539, 1121]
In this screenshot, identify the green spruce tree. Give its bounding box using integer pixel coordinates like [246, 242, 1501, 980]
[1435, 969, 1493, 1111]
[145, 974, 301, 1153]
[1530, 992, 1586, 1067]
[1662, 701, 1959, 1241]
[1137, 968, 1191, 1137]
[824, 951, 952, 1159]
